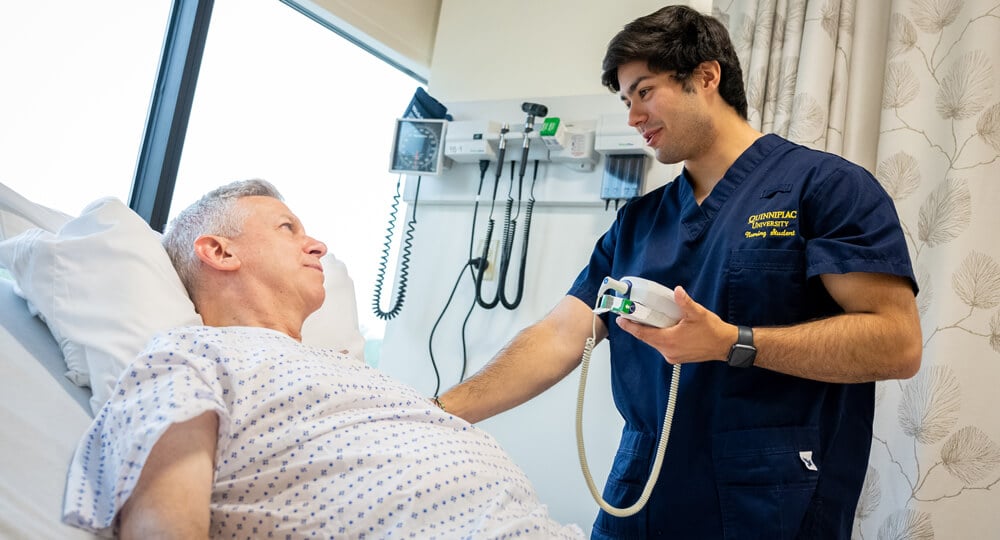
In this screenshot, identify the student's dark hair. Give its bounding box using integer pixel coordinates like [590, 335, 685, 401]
[602, 5, 748, 119]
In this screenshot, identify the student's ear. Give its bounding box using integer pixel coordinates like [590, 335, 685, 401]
[696, 60, 721, 90]
[193, 235, 241, 272]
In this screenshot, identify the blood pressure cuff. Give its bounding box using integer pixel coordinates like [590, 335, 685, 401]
[403, 87, 452, 120]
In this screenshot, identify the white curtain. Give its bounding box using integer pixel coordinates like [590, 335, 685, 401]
[715, 1, 1000, 538]
[713, 0, 886, 167]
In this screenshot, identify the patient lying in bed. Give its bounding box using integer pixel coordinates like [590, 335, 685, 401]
[61, 180, 582, 539]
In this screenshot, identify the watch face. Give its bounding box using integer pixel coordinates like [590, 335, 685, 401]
[390, 119, 446, 174]
[728, 344, 757, 368]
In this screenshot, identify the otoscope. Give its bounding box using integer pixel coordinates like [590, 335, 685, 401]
[472, 102, 548, 310]
[497, 102, 547, 309]
[474, 123, 509, 309]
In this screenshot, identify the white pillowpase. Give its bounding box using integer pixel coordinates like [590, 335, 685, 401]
[302, 254, 366, 362]
[0, 181, 72, 238]
[0, 198, 202, 414]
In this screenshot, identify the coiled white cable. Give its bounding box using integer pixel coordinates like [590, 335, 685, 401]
[575, 314, 681, 517]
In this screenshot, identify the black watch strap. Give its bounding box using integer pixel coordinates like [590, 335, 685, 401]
[727, 325, 756, 368]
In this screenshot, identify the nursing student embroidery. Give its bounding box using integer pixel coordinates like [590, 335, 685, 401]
[744, 209, 799, 239]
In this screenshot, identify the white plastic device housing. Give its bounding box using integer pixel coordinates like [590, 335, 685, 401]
[595, 113, 650, 155]
[548, 119, 599, 172]
[623, 277, 681, 327]
[596, 276, 682, 328]
[444, 120, 501, 163]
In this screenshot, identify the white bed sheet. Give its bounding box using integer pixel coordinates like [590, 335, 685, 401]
[0, 278, 100, 539]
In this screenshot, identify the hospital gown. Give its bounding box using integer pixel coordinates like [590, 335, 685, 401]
[62, 325, 583, 539]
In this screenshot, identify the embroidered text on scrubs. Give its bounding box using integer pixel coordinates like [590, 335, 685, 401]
[744, 209, 798, 239]
[747, 210, 798, 228]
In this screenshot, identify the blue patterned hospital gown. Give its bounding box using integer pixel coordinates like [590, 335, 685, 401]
[62, 326, 583, 539]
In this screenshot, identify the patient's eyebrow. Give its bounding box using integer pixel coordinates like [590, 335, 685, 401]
[276, 213, 303, 230]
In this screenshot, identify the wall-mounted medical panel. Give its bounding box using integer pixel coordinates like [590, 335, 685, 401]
[400, 94, 679, 207]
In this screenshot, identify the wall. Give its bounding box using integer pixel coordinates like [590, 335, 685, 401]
[375, 1, 708, 534]
[292, 0, 441, 79]
[430, 0, 711, 102]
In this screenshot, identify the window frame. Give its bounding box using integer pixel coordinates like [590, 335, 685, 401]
[129, 0, 424, 231]
[129, 0, 214, 232]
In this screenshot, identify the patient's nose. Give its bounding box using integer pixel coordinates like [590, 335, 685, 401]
[307, 237, 327, 257]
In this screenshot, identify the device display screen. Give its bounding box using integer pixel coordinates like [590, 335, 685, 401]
[389, 118, 447, 175]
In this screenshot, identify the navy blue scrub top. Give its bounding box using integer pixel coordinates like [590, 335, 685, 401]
[568, 135, 916, 539]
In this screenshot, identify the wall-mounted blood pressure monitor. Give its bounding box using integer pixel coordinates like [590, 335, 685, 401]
[389, 118, 448, 175]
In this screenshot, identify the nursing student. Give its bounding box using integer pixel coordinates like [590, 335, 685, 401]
[438, 5, 921, 539]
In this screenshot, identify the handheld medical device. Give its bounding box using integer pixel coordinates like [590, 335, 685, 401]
[593, 276, 682, 328]
[577, 276, 683, 517]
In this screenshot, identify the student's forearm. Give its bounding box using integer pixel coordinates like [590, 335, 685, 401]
[617, 272, 922, 384]
[750, 271, 922, 383]
[752, 309, 921, 383]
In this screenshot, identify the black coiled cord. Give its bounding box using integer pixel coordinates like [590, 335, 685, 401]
[498, 160, 539, 309]
[474, 159, 508, 309]
[372, 175, 420, 320]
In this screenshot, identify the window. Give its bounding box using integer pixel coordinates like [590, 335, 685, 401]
[0, 1, 172, 215]
[170, 0, 422, 356]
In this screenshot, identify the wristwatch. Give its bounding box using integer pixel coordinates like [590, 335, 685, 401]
[727, 325, 757, 368]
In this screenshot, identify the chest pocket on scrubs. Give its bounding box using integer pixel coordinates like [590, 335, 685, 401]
[727, 249, 806, 327]
[712, 426, 820, 540]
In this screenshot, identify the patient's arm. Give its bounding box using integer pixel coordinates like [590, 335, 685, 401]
[118, 411, 218, 540]
[442, 295, 603, 423]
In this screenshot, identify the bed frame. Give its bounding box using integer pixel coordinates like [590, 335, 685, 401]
[0, 277, 100, 538]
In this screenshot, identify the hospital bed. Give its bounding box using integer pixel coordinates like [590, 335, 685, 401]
[0, 182, 365, 538]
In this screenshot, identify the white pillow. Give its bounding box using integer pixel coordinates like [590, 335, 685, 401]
[301, 254, 367, 361]
[0, 181, 72, 238]
[0, 191, 365, 415]
[0, 198, 202, 414]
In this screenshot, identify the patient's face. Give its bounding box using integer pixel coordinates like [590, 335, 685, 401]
[228, 196, 328, 316]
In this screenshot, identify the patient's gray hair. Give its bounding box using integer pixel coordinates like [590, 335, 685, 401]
[162, 179, 283, 300]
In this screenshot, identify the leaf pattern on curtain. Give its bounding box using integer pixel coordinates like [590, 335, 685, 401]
[975, 102, 1000, 151]
[910, 0, 964, 32]
[990, 312, 1000, 353]
[883, 62, 921, 109]
[940, 426, 1000, 485]
[951, 251, 1000, 309]
[917, 177, 971, 247]
[916, 267, 934, 317]
[876, 152, 922, 200]
[936, 50, 993, 120]
[898, 365, 960, 445]
[716, 0, 1000, 538]
[856, 466, 883, 521]
[872, 1, 1000, 538]
[717, 0, 852, 152]
[889, 13, 919, 58]
[876, 509, 934, 540]
[789, 92, 827, 142]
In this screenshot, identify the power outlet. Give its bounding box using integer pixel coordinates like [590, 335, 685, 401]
[475, 238, 500, 281]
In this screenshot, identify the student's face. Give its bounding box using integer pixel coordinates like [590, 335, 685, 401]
[617, 60, 714, 165]
[229, 196, 328, 315]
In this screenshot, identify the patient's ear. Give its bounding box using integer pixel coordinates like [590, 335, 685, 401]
[193, 235, 241, 272]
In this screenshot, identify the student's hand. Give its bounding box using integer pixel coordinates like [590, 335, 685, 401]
[614, 286, 736, 364]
